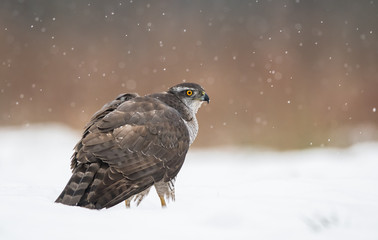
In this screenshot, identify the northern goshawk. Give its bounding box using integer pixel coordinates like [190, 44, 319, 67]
[55, 83, 209, 209]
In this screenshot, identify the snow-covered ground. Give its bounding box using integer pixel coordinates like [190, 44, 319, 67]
[1, 124, 378, 240]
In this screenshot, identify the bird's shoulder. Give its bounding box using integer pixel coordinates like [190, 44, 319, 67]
[97, 93, 187, 131]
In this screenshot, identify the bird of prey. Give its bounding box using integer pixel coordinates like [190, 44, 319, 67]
[55, 83, 209, 209]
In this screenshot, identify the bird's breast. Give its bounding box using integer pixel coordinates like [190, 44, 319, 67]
[183, 117, 199, 146]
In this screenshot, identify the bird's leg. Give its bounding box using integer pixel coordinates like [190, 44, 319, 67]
[159, 195, 167, 208]
[125, 199, 131, 208]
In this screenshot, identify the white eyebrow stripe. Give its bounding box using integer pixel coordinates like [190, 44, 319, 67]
[173, 86, 194, 92]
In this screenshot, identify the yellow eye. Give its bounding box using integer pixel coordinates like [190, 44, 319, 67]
[186, 90, 193, 96]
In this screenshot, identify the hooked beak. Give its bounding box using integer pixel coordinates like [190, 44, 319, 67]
[201, 92, 210, 104]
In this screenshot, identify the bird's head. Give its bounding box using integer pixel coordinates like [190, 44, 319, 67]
[168, 83, 210, 113]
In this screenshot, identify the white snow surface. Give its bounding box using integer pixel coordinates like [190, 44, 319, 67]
[1, 124, 378, 240]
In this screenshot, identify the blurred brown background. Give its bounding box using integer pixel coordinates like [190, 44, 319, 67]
[1, 0, 378, 149]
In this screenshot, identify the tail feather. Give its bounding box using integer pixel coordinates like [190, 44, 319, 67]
[77, 166, 136, 209]
[56, 162, 155, 209]
[55, 162, 100, 206]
